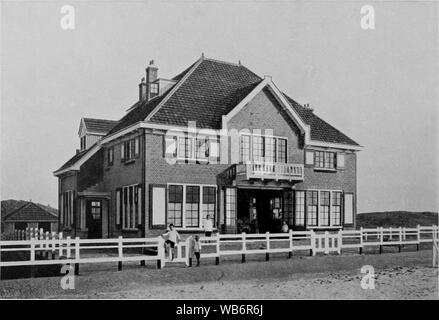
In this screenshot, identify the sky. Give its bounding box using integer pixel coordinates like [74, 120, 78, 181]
[1, 0, 438, 213]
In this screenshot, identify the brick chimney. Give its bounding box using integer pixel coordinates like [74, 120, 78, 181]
[145, 60, 159, 101]
[138, 77, 146, 101]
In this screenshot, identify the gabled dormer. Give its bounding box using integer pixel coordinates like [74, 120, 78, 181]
[78, 118, 118, 151]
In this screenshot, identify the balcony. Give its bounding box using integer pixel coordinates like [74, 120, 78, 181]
[236, 162, 304, 181]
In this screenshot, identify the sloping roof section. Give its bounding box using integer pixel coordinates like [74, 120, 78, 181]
[4, 202, 58, 222]
[283, 95, 360, 146]
[55, 142, 100, 173]
[149, 59, 262, 129]
[83, 118, 118, 134]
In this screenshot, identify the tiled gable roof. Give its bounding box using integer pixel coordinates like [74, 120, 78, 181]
[150, 59, 262, 129]
[83, 118, 118, 134]
[3, 202, 58, 222]
[283, 95, 360, 146]
[55, 144, 96, 172]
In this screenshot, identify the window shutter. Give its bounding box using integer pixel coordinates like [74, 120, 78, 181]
[70, 191, 74, 225]
[137, 184, 142, 225]
[116, 189, 121, 225]
[337, 153, 345, 169]
[209, 138, 220, 163]
[344, 193, 354, 225]
[135, 138, 140, 158]
[305, 151, 314, 165]
[121, 143, 125, 162]
[164, 136, 177, 158]
[151, 185, 167, 227]
[60, 194, 64, 224]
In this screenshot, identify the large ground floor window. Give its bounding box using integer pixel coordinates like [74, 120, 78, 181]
[294, 189, 343, 228]
[167, 184, 217, 229]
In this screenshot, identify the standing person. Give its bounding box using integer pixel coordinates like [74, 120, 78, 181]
[203, 215, 213, 237]
[190, 235, 201, 267]
[162, 224, 181, 261]
[281, 221, 289, 233]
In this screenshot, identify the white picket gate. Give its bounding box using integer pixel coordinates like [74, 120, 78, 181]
[312, 231, 341, 255]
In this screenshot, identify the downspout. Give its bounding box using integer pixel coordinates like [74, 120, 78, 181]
[141, 128, 146, 237]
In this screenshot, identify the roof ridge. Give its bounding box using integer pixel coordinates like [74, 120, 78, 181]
[3, 202, 30, 219]
[203, 57, 242, 67]
[144, 57, 204, 122]
[83, 117, 118, 122]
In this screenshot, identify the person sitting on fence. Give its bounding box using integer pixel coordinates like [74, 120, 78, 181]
[281, 221, 289, 233]
[190, 235, 201, 267]
[161, 224, 181, 261]
[203, 215, 214, 237]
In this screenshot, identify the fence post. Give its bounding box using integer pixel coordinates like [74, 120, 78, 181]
[398, 227, 402, 252]
[215, 234, 220, 265]
[74, 237, 80, 275]
[416, 225, 420, 251]
[379, 227, 383, 254]
[185, 237, 191, 267]
[241, 232, 246, 263]
[58, 232, 64, 257]
[66, 236, 71, 259]
[311, 231, 315, 256]
[288, 230, 293, 259]
[157, 236, 164, 269]
[30, 237, 36, 261]
[324, 231, 329, 255]
[118, 236, 123, 271]
[337, 230, 342, 254]
[359, 227, 363, 254]
[265, 232, 270, 261]
[44, 231, 50, 258]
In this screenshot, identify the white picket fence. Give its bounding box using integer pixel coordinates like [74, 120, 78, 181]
[433, 229, 439, 267]
[2, 227, 63, 241]
[0, 225, 438, 272]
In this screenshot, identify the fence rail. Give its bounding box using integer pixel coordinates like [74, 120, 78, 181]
[1, 225, 438, 272]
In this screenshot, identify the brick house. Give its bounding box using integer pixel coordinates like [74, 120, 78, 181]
[53, 56, 362, 239]
[2, 202, 58, 234]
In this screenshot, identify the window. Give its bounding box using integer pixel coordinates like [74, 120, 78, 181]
[265, 137, 276, 163]
[202, 186, 216, 224]
[225, 188, 236, 227]
[178, 137, 193, 159]
[61, 190, 74, 228]
[270, 197, 282, 220]
[284, 191, 294, 226]
[319, 191, 330, 226]
[344, 193, 354, 225]
[295, 191, 305, 226]
[91, 201, 101, 220]
[168, 185, 183, 227]
[150, 83, 159, 94]
[121, 184, 142, 229]
[306, 191, 318, 226]
[331, 192, 342, 225]
[240, 135, 251, 163]
[252, 136, 264, 162]
[278, 138, 287, 163]
[108, 147, 114, 166]
[196, 138, 208, 160]
[240, 135, 287, 164]
[185, 186, 200, 227]
[80, 136, 86, 151]
[121, 137, 140, 162]
[314, 151, 335, 169]
[167, 184, 216, 228]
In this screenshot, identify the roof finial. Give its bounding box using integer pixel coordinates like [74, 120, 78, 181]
[238, 60, 241, 66]
[201, 52, 205, 59]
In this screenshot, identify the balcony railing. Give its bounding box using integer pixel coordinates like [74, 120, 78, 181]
[236, 162, 304, 181]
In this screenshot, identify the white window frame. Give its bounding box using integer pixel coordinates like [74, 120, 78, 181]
[121, 184, 141, 230]
[166, 183, 217, 230]
[303, 188, 344, 229]
[239, 133, 288, 164]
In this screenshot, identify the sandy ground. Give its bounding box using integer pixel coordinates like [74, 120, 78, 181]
[1, 249, 438, 299]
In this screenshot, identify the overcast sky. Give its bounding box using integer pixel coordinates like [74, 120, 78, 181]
[1, 1, 437, 213]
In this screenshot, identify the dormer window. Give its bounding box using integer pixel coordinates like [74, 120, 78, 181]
[80, 136, 86, 151]
[150, 83, 159, 94]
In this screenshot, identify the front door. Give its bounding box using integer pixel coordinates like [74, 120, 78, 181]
[86, 200, 102, 238]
